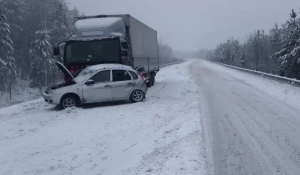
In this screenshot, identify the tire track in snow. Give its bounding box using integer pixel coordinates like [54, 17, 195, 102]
[123, 130, 203, 175]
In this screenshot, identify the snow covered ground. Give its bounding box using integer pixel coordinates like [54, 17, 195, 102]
[0, 81, 41, 108]
[0, 62, 208, 175]
[3, 59, 300, 175]
[191, 60, 300, 175]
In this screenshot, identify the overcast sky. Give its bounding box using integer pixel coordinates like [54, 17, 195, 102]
[68, 0, 300, 51]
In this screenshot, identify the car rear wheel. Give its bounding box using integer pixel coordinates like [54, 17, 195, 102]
[130, 90, 145, 103]
[61, 95, 80, 109]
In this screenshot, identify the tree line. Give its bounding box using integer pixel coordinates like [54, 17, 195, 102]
[159, 42, 181, 64]
[205, 9, 300, 79]
[0, 0, 80, 97]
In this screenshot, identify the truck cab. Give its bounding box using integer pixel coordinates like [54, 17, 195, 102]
[54, 14, 159, 86]
[54, 16, 131, 76]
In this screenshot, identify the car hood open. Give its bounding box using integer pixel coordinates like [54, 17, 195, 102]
[55, 62, 76, 83]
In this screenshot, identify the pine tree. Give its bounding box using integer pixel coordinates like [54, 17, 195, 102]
[29, 28, 53, 86]
[274, 9, 300, 78]
[239, 50, 246, 68]
[214, 38, 240, 65]
[50, 0, 73, 44]
[0, 0, 18, 97]
[270, 23, 283, 48]
[269, 23, 283, 73]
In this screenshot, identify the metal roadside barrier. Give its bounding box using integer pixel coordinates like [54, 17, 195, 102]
[160, 60, 187, 68]
[212, 61, 300, 87]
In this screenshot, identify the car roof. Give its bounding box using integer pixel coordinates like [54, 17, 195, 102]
[84, 64, 134, 71]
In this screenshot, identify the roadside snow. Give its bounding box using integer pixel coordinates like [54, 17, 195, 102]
[205, 61, 300, 109]
[0, 62, 208, 175]
[0, 86, 41, 108]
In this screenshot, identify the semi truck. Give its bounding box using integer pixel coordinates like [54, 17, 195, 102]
[53, 14, 159, 86]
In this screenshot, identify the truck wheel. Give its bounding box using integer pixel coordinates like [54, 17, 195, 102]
[149, 74, 155, 87]
[60, 95, 80, 109]
[130, 90, 145, 103]
[146, 74, 152, 87]
[152, 75, 155, 85]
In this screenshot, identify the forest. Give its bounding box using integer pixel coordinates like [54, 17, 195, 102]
[205, 9, 300, 79]
[0, 0, 176, 102]
[0, 0, 80, 96]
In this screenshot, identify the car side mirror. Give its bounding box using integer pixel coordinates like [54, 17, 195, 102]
[135, 66, 145, 73]
[53, 47, 59, 56]
[85, 79, 95, 85]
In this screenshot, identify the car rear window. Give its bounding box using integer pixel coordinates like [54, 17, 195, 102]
[129, 71, 138, 80]
[112, 70, 131, 81]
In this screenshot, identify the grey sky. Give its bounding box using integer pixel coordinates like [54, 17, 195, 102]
[68, 0, 300, 51]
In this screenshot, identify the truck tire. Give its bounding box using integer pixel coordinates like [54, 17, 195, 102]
[152, 74, 155, 85]
[147, 74, 153, 87]
[149, 76, 153, 87]
[149, 74, 155, 87]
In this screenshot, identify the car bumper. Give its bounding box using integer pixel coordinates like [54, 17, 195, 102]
[141, 83, 148, 94]
[42, 92, 60, 105]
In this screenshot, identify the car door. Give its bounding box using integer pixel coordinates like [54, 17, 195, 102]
[111, 69, 135, 100]
[82, 70, 112, 102]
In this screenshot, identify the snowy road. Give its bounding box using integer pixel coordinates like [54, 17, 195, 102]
[191, 60, 300, 175]
[2, 60, 300, 175]
[0, 62, 207, 175]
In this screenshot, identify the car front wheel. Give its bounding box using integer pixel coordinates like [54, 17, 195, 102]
[130, 90, 145, 103]
[60, 95, 80, 109]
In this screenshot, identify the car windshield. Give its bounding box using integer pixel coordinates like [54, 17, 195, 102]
[74, 68, 98, 82]
[65, 39, 121, 65]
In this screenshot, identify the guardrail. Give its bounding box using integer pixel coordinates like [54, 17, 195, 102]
[160, 60, 187, 68]
[212, 61, 300, 87]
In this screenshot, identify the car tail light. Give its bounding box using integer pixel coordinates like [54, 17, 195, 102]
[138, 72, 149, 84]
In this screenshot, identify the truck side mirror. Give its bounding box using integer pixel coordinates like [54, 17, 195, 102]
[53, 47, 60, 56]
[121, 50, 129, 56]
[121, 42, 129, 50]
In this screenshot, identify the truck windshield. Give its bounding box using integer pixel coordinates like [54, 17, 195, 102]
[65, 40, 120, 65]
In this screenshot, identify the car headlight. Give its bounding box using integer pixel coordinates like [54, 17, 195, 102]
[45, 87, 54, 94]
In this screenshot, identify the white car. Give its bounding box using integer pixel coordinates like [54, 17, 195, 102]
[42, 62, 148, 109]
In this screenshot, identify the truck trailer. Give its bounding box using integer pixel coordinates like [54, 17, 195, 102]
[54, 14, 159, 86]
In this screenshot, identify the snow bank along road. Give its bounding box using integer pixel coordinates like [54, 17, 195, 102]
[0, 62, 208, 175]
[192, 60, 300, 175]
